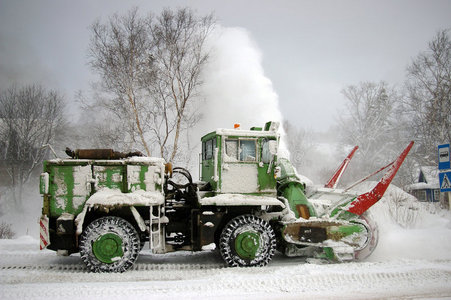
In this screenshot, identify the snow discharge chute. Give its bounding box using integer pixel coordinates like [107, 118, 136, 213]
[345, 141, 414, 216]
[325, 146, 359, 189]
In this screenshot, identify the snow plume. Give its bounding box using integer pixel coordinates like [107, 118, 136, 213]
[195, 26, 283, 135]
[186, 26, 286, 174]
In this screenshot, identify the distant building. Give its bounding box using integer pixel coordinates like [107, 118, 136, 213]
[407, 166, 441, 202]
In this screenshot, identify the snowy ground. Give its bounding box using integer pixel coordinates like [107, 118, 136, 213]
[2, 186, 451, 299]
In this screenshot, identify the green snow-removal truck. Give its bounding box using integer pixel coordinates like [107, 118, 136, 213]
[39, 121, 413, 272]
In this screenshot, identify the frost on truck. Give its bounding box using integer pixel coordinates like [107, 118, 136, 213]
[39, 121, 413, 272]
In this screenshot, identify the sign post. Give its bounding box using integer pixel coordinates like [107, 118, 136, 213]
[438, 144, 451, 210]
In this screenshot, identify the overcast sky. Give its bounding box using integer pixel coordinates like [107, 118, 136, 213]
[1, 0, 450, 131]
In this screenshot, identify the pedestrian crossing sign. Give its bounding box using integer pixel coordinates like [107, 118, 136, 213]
[439, 171, 451, 192]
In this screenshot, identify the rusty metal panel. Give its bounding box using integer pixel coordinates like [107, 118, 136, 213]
[193, 210, 224, 251]
[76, 149, 114, 159]
[65, 148, 144, 159]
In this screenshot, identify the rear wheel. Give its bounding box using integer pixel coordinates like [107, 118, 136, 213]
[80, 216, 140, 272]
[219, 215, 276, 267]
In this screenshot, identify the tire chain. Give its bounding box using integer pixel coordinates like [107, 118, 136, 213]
[219, 214, 276, 267]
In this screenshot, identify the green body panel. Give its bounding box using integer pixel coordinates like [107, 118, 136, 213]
[322, 247, 335, 260]
[201, 133, 220, 191]
[127, 165, 149, 191]
[329, 200, 359, 220]
[94, 165, 125, 192]
[127, 164, 163, 192]
[257, 163, 277, 190]
[39, 173, 47, 194]
[276, 158, 298, 184]
[201, 158, 215, 185]
[281, 181, 316, 218]
[277, 158, 316, 218]
[257, 138, 277, 191]
[328, 224, 363, 238]
[43, 159, 164, 218]
[48, 164, 91, 217]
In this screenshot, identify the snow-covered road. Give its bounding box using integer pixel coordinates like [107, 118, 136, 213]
[2, 185, 451, 299]
[1, 236, 451, 299]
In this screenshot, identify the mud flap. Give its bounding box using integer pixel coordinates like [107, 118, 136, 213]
[40, 215, 50, 250]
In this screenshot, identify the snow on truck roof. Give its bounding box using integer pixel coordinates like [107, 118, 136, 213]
[46, 156, 166, 165]
[215, 128, 279, 137]
[201, 122, 281, 140]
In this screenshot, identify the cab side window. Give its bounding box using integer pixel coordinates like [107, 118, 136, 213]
[224, 139, 256, 162]
[203, 138, 215, 160]
[240, 140, 256, 162]
[261, 140, 271, 164]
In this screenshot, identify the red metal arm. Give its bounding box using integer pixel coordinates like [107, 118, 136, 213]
[346, 141, 414, 216]
[325, 146, 359, 189]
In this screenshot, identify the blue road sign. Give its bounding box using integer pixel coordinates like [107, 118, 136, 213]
[439, 171, 451, 192]
[438, 144, 450, 170]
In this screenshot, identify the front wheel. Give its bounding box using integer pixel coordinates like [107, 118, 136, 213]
[79, 216, 140, 272]
[353, 211, 379, 260]
[219, 215, 276, 267]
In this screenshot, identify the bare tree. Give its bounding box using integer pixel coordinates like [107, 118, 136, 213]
[0, 84, 65, 210]
[0, 222, 15, 239]
[147, 8, 214, 162]
[403, 29, 451, 165]
[87, 7, 214, 163]
[338, 81, 400, 184]
[88, 8, 154, 155]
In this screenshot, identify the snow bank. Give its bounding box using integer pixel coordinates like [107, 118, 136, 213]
[351, 182, 451, 261]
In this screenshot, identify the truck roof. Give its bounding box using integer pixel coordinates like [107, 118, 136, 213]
[201, 122, 280, 141]
[45, 156, 166, 165]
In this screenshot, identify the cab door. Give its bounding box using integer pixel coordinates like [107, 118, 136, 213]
[201, 137, 218, 190]
[221, 138, 259, 193]
[257, 138, 278, 191]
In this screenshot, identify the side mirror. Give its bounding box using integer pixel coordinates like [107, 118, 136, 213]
[268, 140, 278, 155]
[262, 140, 278, 164]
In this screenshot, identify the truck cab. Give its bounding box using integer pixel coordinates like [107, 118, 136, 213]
[200, 121, 279, 195]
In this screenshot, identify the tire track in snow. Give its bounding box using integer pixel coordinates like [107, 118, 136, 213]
[0, 262, 225, 273]
[2, 262, 451, 299]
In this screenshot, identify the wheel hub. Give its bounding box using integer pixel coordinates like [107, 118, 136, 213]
[235, 231, 260, 259]
[92, 233, 123, 264]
